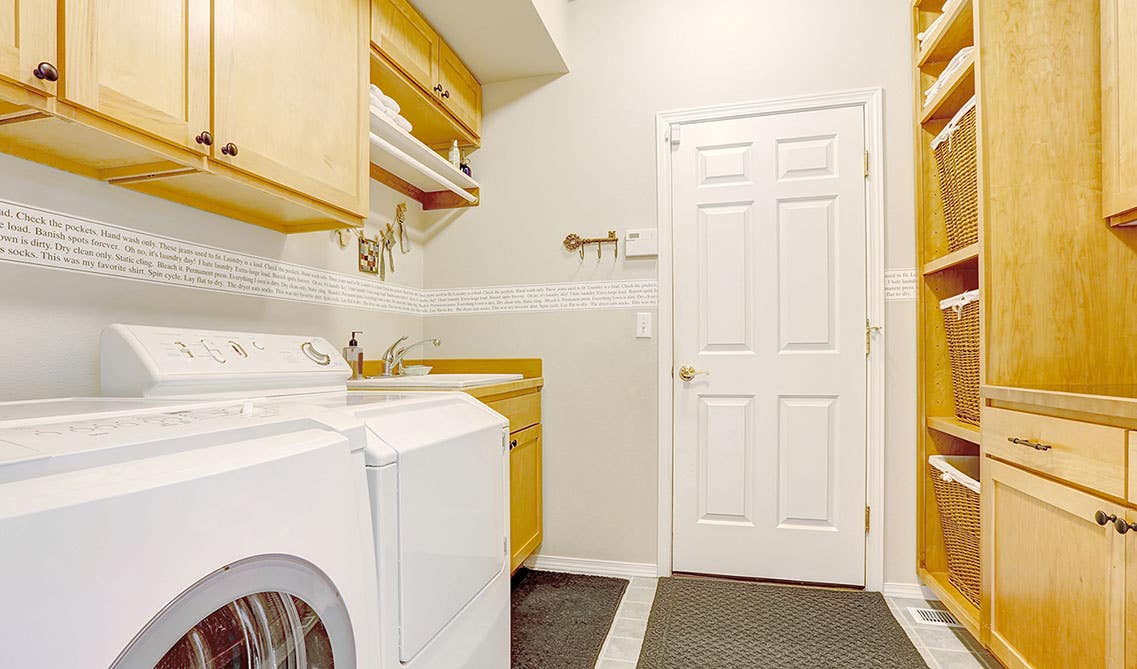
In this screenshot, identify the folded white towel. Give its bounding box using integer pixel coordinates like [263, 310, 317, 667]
[369, 83, 384, 99]
[391, 114, 412, 133]
[369, 90, 401, 114]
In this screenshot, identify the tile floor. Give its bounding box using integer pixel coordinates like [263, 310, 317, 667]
[592, 578, 998, 669]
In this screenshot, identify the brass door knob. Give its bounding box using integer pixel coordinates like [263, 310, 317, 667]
[678, 365, 708, 382]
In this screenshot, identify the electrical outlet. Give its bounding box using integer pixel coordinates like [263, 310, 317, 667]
[636, 312, 652, 339]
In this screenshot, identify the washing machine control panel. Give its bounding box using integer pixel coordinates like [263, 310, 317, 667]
[102, 324, 352, 396]
[124, 327, 343, 372]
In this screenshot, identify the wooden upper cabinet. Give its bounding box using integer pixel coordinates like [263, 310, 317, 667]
[984, 459, 1126, 668]
[371, 0, 438, 93]
[438, 40, 481, 136]
[213, 0, 368, 216]
[0, 0, 56, 97]
[60, 0, 209, 152]
[1102, 0, 1137, 225]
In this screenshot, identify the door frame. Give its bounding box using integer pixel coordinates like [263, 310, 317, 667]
[654, 88, 886, 590]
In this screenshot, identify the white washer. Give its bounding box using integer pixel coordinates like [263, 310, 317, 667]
[0, 397, 381, 668]
[101, 324, 512, 669]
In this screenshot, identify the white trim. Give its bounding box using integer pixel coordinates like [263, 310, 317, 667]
[883, 582, 938, 601]
[523, 554, 658, 580]
[654, 88, 888, 590]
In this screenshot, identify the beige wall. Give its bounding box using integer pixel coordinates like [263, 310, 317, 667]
[424, 0, 919, 584]
[0, 154, 425, 400]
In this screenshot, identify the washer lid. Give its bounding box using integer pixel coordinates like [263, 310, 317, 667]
[0, 399, 362, 482]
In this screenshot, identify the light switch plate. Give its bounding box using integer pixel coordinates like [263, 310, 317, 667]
[625, 229, 658, 257]
[636, 312, 652, 338]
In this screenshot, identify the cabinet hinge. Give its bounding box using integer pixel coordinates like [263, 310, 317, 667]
[504, 536, 509, 558]
[670, 124, 681, 149]
[864, 150, 870, 178]
[865, 505, 871, 533]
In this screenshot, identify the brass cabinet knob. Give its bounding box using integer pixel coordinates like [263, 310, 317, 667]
[678, 365, 708, 382]
[33, 61, 58, 82]
[441, 89, 450, 98]
[195, 131, 213, 146]
[221, 142, 238, 156]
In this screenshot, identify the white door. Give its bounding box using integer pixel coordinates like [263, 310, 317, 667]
[671, 105, 868, 586]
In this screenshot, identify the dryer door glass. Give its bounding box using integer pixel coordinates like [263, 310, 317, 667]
[156, 592, 334, 668]
[111, 555, 356, 669]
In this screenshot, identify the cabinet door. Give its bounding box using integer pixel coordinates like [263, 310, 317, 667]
[214, 0, 367, 215]
[509, 424, 542, 572]
[985, 458, 1126, 668]
[61, 0, 209, 152]
[438, 40, 481, 136]
[0, 0, 56, 97]
[1127, 508, 1137, 669]
[1102, 0, 1137, 224]
[371, 0, 437, 94]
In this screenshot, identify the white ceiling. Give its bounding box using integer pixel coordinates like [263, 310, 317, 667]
[411, 0, 569, 83]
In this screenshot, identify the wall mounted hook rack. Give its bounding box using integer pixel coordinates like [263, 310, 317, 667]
[564, 230, 618, 260]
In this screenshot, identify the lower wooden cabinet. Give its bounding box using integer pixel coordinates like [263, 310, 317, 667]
[509, 424, 542, 572]
[984, 458, 1127, 668]
[1129, 520, 1137, 669]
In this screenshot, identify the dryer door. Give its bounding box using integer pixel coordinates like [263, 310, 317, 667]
[111, 555, 356, 669]
[368, 401, 506, 662]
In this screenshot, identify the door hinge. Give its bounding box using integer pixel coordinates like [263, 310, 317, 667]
[670, 124, 681, 149]
[866, 319, 882, 357]
[864, 150, 870, 178]
[865, 505, 871, 533]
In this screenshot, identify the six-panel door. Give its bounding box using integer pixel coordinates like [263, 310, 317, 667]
[213, 0, 367, 215]
[438, 40, 480, 136]
[371, 0, 438, 93]
[0, 0, 56, 98]
[984, 458, 1126, 668]
[61, 0, 209, 152]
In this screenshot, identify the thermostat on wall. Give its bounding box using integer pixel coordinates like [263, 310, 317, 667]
[624, 229, 657, 257]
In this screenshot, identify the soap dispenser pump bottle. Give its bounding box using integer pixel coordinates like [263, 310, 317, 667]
[343, 331, 364, 380]
[448, 140, 461, 169]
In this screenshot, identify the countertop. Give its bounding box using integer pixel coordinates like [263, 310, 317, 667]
[983, 384, 1137, 425]
[352, 376, 543, 401]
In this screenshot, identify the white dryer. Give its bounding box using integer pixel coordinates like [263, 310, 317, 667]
[0, 397, 381, 668]
[101, 324, 512, 669]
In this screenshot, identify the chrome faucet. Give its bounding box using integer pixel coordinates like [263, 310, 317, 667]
[380, 336, 441, 376]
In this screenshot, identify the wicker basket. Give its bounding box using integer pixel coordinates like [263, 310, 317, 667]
[932, 96, 979, 251]
[941, 289, 980, 426]
[929, 455, 981, 607]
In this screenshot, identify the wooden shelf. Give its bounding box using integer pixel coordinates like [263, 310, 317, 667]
[368, 108, 480, 211]
[927, 415, 981, 445]
[923, 243, 979, 275]
[919, 568, 981, 640]
[917, 0, 973, 68]
[920, 52, 975, 124]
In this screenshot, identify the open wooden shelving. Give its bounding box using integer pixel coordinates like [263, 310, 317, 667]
[912, 0, 984, 649]
[926, 415, 980, 445]
[920, 52, 975, 125]
[919, 568, 981, 639]
[917, 0, 974, 67]
[923, 242, 979, 275]
[367, 108, 480, 211]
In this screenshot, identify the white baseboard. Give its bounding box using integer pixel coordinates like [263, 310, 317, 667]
[882, 582, 937, 601]
[524, 554, 658, 580]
